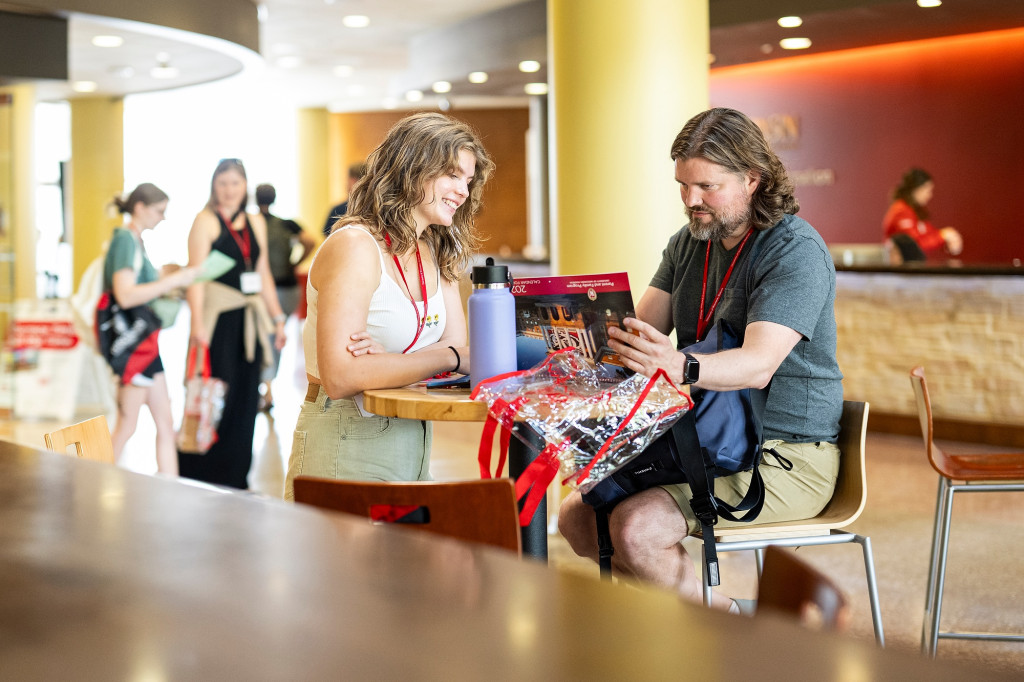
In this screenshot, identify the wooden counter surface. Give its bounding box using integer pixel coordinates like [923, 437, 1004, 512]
[363, 385, 487, 421]
[0, 442, 1009, 681]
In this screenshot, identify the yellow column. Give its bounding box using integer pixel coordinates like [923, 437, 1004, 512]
[296, 107, 329, 253]
[69, 97, 124, 288]
[0, 84, 37, 302]
[549, 0, 709, 293]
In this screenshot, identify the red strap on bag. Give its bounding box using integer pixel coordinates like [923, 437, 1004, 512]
[185, 343, 213, 380]
[566, 367, 689, 487]
[477, 396, 526, 479]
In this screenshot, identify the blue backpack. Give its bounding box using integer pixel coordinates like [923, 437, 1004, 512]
[581, 320, 780, 585]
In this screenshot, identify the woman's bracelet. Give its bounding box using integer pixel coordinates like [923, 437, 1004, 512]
[273, 313, 287, 324]
[447, 345, 461, 373]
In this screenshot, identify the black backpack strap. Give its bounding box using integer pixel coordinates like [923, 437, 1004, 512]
[668, 410, 722, 586]
[713, 383, 770, 522]
[595, 507, 614, 579]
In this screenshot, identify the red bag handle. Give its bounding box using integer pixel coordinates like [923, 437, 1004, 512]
[185, 343, 213, 380]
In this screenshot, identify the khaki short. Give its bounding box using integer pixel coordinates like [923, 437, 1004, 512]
[663, 439, 840, 535]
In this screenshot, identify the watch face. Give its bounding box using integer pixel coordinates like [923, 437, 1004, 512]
[684, 354, 699, 384]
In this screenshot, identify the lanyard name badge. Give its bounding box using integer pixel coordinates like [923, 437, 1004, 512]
[222, 209, 262, 295]
[383, 233, 428, 353]
[696, 228, 753, 342]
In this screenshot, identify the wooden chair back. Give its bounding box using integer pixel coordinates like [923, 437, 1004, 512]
[293, 477, 521, 555]
[910, 365, 954, 478]
[757, 545, 850, 631]
[43, 415, 115, 464]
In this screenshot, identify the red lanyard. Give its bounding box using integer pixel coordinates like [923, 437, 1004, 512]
[697, 228, 754, 341]
[220, 209, 252, 270]
[383, 233, 428, 353]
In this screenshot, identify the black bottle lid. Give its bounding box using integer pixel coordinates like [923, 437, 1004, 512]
[471, 257, 511, 287]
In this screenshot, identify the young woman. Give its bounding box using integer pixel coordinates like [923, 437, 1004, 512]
[179, 159, 287, 489]
[883, 167, 963, 262]
[105, 183, 199, 474]
[284, 113, 494, 499]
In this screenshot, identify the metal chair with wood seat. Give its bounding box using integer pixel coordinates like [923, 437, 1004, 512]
[700, 400, 884, 644]
[292, 476, 522, 555]
[910, 366, 1024, 657]
[756, 545, 850, 633]
[43, 415, 115, 464]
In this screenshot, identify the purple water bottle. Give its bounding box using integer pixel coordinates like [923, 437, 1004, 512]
[469, 257, 516, 389]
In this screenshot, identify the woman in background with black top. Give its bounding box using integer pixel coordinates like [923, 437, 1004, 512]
[179, 159, 288, 489]
[106, 183, 199, 474]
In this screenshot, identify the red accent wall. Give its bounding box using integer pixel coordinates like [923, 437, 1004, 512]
[710, 28, 1024, 265]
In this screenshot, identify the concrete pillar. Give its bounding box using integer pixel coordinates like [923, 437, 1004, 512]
[69, 96, 123, 287]
[548, 0, 709, 293]
[296, 107, 329, 251]
[0, 83, 37, 302]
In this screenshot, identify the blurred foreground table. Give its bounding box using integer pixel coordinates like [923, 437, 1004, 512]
[0, 442, 1007, 680]
[363, 385, 549, 560]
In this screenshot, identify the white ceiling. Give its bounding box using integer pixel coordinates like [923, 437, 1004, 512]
[28, 0, 1024, 110]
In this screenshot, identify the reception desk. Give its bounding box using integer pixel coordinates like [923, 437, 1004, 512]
[834, 264, 1024, 445]
[0, 443, 1007, 680]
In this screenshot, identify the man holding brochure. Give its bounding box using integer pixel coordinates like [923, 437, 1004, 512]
[558, 108, 843, 613]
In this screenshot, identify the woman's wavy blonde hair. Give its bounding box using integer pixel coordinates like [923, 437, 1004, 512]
[337, 112, 494, 281]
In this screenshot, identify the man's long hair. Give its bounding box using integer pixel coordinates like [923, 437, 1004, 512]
[340, 112, 494, 281]
[670, 108, 798, 230]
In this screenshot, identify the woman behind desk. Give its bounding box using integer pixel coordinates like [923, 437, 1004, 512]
[883, 167, 963, 262]
[284, 113, 493, 499]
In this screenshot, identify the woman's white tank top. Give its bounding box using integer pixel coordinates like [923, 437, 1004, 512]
[304, 225, 446, 381]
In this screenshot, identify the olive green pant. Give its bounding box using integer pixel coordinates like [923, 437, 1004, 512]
[284, 385, 431, 501]
[663, 439, 840, 534]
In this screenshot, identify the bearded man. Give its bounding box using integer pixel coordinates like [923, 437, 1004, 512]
[557, 108, 844, 613]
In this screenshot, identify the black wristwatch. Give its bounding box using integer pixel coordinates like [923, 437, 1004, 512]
[682, 353, 700, 385]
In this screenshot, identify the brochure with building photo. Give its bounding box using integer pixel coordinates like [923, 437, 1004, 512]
[512, 271, 636, 380]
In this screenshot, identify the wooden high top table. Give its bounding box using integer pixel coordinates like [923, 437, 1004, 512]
[0, 442, 1010, 680]
[362, 385, 550, 560]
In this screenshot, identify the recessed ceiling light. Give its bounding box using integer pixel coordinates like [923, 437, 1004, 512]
[777, 16, 802, 28]
[333, 65, 354, 77]
[468, 71, 488, 84]
[150, 65, 179, 79]
[91, 35, 123, 48]
[381, 98, 398, 109]
[72, 81, 98, 93]
[524, 82, 548, 96]
[405, 90, 424, 102]
[779, 37, 812, 50]
[917, 0, 941, 7]
[276, 55, 303, 69]
[155, 51, 171, 63]
[518, 60, 541, 73]
[342, 15, 370, 28]
[760, 43, 774, 54]
[108, 65, 135, 78]
[432, 81, 452, 94]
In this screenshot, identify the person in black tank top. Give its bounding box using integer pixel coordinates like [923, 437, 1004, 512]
[178, 158, 289, 489]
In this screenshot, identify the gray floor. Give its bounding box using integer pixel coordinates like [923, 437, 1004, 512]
[13, 313, 1023, 677]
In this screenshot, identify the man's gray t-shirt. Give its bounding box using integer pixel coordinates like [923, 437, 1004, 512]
[649, 213, 843, 443]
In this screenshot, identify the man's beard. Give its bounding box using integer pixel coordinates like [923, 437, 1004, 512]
[687, 204, 752, 242]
